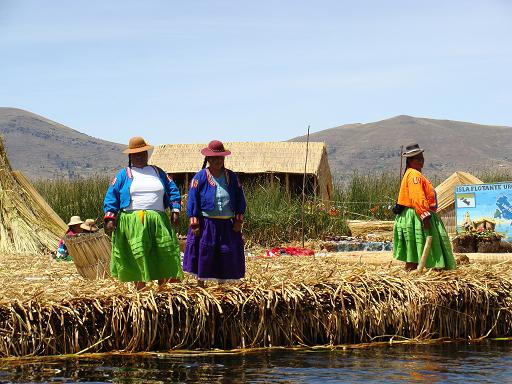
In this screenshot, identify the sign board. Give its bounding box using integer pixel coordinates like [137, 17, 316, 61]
[455, 182, 512, 241]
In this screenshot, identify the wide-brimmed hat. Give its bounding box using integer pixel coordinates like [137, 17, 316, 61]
[402, 143, 424, 158]
[201, 140, 231, 157]
[123, 136, 154, 154]
[67, 215, 83, 226]
[80, 219, 99, 232]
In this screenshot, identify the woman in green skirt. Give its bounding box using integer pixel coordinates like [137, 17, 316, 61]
[393, 143, 456, 270]
[103, 136, 183, 289]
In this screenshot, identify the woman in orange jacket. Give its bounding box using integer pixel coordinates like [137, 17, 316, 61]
[393, 143, 456, 270]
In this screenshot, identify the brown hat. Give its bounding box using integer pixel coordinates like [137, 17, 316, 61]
[80, 219, 99, 232]
[123, 136, 154, 154]
[402, 143, 424, 158]
[200, 140, 231, 157]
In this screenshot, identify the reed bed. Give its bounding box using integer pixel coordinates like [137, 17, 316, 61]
[0, 252, 511, 357]
[34, 176, 110, 227]
[32, 169, 512, 246]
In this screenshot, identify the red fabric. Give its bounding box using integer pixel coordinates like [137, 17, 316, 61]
[285, 247, 315, 256]
[57, 229, 77, 248]
[264, 246, 315, 257]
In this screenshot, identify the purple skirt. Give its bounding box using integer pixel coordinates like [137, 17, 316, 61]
[183, 217, 245, 281]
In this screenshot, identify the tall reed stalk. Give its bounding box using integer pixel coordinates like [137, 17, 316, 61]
[34, 176, 110, 225]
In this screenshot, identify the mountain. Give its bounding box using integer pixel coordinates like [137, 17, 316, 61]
[0, 108, 125, 179]
[2, 109, 510, 181]
[290, 115, 512, 180]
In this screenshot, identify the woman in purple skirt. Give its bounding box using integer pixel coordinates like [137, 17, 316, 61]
[183, 140, 246, 285]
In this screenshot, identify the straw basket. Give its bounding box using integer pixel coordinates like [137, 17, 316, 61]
[64, 231, 112, 279]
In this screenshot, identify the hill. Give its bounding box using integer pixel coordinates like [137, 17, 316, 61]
[291, 115, 512, 180]
[2, 109, 510, 182]
[0, 108, 125, 179]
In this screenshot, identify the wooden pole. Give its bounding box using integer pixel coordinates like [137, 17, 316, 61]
[417, 236, 433, 273]
[399, 145, 404, 182]
[301, 125, 310, 248]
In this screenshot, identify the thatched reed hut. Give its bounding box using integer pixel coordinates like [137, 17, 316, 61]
[435, 171, 483, 234]
[149, 142, 334, 201]
[0, 137, 64, 254]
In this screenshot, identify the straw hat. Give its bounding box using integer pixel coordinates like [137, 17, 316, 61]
[201, 140, 231, 157]
[67, 216, 83, 226]
[80, 219, 99, 232]
[123, 136, 154, 154]
[402, 143, 424, 158]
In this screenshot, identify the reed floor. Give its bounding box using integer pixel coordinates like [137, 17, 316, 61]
[0, 250, 510, 304]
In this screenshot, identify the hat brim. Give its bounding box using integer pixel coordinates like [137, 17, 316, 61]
[201, 148, 231, 157]
[123, 145, 153, 154]
[80, 223, 98, 231]
[68, 220, 83, 226]
[402, 149, 424, 158]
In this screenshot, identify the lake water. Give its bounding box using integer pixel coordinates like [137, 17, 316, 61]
[1, 341, 511, 383]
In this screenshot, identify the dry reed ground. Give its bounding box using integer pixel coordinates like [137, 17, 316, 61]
[0, 251, 511, 356]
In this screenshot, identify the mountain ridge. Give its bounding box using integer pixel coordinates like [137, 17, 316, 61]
[1, 107, 511, 181]
[0, 107, 125, 179]
[290, 115, 512, 179]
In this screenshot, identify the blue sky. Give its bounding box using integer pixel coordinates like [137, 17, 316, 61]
[0, 1, 511, 145]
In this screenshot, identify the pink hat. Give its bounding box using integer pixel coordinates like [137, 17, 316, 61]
[200, 140, 231, 157]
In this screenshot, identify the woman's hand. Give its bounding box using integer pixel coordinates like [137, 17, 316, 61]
[233, 220, 243, 232]
[105, 220, 116, 234]
[191, 225, 201, 237]
[171, 212, 179, 226]
[422, 216, 431, 231]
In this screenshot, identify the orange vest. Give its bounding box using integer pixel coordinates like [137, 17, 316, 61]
[397, 168, 437, 220]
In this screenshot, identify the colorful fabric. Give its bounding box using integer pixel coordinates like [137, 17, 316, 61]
[54, 229, 76, 261]
[54, 243, 72, 261]
[183, 217, 245, 281]
[103, 166, 181, 221]
[110, 210, 183, 282]
[186, 168, 246, 222]
[397, 168, 437, 220]
[393, 208, 456, 269]
[265, 247, 315, 257]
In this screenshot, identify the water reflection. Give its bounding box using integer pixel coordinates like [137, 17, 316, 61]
[0, 341, 511, 383]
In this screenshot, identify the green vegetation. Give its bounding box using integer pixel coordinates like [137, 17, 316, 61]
[33, 169, 512, 246]
[34, 176, 111, 227]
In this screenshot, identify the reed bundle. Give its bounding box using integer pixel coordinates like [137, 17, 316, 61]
[0, 252, 511, 357]
[0, 138, 60, 254]
[346, 220, 394, 240]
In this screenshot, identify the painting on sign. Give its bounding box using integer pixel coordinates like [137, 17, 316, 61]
[455, 182, 512, 241]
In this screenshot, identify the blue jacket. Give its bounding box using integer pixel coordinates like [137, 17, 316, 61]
[187, 168, 246, 225]
[103, 166, 181, 220]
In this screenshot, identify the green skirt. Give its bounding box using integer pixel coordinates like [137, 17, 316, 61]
[111, 210, 183, 282]
[393, 208, 456, 269]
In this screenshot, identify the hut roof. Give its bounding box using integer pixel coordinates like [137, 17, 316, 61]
[149, 142, 328, 175]
[435, 171, 483, 212]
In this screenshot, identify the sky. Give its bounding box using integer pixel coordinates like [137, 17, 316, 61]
[0, 0, 511, 145]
